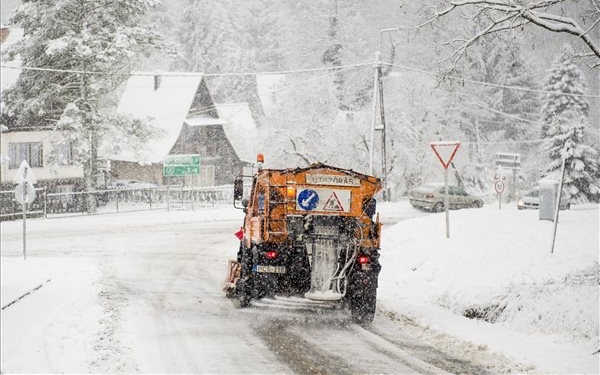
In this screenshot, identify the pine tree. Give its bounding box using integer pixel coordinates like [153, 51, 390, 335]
[542, 110, 599, 203]
[1, 0, 164, 212]
[540, 50, 590, 138]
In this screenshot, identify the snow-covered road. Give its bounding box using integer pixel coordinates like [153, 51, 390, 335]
[1, 206, 521, 374]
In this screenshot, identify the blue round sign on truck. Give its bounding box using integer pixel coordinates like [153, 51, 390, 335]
[298, 189, 319, 210]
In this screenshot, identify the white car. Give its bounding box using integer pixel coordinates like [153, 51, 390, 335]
[517, 187, 570, 210]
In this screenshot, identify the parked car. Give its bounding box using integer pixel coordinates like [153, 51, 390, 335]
[517, 187, 570, 210]
[409, 183, 484, 212]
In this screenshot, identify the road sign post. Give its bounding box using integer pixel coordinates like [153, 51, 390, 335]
[13, 160, 37, 260]
[163, 154, 200, 209]
[494, 178, 505, 209]
[163, 154, 201, 176]
[495, 153, 520, 202]
[430, 141, 461, 239]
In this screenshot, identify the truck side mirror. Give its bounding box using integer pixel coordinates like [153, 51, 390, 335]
[234, 177, 244, 201]
[364, 198, 376, 218]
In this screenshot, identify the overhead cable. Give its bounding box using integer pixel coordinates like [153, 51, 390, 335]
[2, 60, 599, 99]
[0, 62, 372, 77]
[385, 63, 600, 99]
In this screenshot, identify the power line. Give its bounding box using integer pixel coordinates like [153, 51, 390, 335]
[462, 139, 544, 145]
[0, 62, 372, 77]
[385, 63, 600, 99]
[3, 60, 599, 99]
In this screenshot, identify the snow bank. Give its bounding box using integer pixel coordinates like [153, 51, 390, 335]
[1, 257, 102, 372]
[377, 202, 599, 373]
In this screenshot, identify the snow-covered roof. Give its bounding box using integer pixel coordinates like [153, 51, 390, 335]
[216, 103, 258, 162]
[256, 74, 285, 118]
[0, 27, 24, 93]
[112, 72, 204, 163]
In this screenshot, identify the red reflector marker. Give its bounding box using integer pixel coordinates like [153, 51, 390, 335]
[234, 227, 244, 240]
[265, 251, 278, 259]
[358, 255, 370, 264]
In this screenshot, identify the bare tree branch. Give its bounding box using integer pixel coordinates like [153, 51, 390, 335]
[522, 10, 600, 58]
[288, 139, 312, 166]
[418, 0, 600, 69]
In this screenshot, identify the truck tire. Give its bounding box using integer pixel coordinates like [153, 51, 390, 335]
[349, 284, 377, 324]
[237, 245, 254, 308]
[238, 279, 252, 308]
[348, 267, 378, 324]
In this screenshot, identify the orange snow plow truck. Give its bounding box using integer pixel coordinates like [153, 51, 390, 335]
[225, 156, 382, 323]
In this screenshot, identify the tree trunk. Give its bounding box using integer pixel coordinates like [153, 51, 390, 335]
[84, 130, 98, 214]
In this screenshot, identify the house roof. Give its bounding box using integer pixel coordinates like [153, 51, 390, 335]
[216, 103, 259, 162]
[110, 72, 206, 163]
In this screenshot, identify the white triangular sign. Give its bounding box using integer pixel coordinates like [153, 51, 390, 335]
[13, 160, 37, 184]
[430, 141, 460, 169]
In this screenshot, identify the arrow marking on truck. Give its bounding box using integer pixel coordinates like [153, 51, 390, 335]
[298, 189, 319, 210]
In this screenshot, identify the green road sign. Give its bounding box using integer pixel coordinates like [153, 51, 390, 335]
[163, 154, 201, 176]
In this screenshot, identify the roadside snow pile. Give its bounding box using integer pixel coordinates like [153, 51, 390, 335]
[490, 266, 598, 341]
[377, 203, 599, 373]
[439, 265, 598, 343]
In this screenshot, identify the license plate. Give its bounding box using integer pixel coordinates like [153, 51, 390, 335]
[254, 265, 286, 274]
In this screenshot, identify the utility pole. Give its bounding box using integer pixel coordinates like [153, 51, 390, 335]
[377, 61, 388, 199]
[368, 52, 380, 176]
[369, 27, 405, 200]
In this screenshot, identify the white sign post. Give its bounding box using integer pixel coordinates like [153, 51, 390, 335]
[495, 153, 520, 202]
[494, 173, 506, 209]
[13, 161, 37, 260]
[430, 141, 461, 239]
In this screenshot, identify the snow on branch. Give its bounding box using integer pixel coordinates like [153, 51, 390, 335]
[420, 0, 600, 69]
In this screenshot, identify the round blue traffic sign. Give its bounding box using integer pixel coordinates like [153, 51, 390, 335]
[298, 189, 319, 210]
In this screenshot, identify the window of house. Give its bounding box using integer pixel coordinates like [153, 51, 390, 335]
[57, 143, 74, 165]
[8, 142, 43, 169]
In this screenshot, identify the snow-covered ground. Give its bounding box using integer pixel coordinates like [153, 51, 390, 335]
[1, 201, 598, 373]
[377, 201, 599, 374]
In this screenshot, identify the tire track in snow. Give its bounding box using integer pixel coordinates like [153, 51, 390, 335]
[90, 259, 139, 373]
[255, 320, 357, 375]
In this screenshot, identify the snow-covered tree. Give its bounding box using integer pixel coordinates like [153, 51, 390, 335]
[540, 50, 590, 137]
[174, 0, 278, 125]
[1, 0, 164, 212]
[542, 110, 599, 203]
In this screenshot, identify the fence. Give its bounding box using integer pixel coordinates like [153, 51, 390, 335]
[0, 184, 237, 220]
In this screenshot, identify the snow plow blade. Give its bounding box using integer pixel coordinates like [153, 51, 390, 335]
[224, 259, 241, 298]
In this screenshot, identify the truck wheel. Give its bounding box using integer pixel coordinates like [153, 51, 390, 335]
[433, 202, 444, 212]
[348, 270, 379, 324]
[237, 245, 253, 308]
[238, 279, 251, 308]
[350, 287, 377, 324]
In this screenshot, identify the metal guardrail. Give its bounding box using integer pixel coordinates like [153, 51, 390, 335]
[0, 184, 236, 220]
